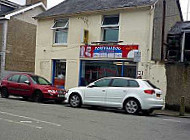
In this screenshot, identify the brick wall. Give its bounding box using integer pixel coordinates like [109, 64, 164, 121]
[5, 18, 36, 72]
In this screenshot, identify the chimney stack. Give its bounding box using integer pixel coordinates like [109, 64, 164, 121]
[26, 0, 47, 7]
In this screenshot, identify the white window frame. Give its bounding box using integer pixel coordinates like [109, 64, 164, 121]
[101, 15, 119, 42]
[51, 19, 69, 45]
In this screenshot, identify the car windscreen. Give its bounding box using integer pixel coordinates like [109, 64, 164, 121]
[30, 76, 51, 85]
[143, 80, 160, 89]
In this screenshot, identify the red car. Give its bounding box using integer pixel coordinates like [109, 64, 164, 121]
[0, 73, 66, 103]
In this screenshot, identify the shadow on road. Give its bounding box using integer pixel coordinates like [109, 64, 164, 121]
[3, 96, 159, 117]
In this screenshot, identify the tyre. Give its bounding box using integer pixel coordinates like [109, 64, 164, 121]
[69, 94, 82, 108]
[32, 91, 43, 103]
[1, 88, 9, 98]
[124, 99, 141, 114]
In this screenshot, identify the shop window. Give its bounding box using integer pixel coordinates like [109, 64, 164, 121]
[52, 19, 69, 44]
[79, 60, 136, 86]
[52, 60, 66, 89]
[102, 15, 119, 42]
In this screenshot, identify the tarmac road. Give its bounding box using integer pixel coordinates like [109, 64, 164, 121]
[0, 97, 189, 140]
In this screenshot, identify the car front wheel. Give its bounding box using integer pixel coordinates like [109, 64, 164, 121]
[124, 99, 140, 114]
[33, 91, 43, 103]
[69, 94, 81, 108]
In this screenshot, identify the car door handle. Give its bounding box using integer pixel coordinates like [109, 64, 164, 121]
[102, 90, 106, 92]
[123, 90, 127, 92]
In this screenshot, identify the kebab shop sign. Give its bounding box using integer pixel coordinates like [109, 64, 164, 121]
[80, 45, 139, 59]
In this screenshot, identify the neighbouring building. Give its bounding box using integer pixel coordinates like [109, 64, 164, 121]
[166, 21, 190, 111]
[34, 0, 182, 97]
[0, 0, 46, 79]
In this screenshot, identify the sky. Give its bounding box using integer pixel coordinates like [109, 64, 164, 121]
[8, 0, 190, 21]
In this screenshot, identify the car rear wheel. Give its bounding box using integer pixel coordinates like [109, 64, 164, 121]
[1, 88, 9, 98]
[124, 99, 140, 114]
[69, 94, 81, 108]
[33, 91, 43, 103]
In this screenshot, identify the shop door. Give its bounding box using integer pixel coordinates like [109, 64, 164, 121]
[52, 60, 66, 89]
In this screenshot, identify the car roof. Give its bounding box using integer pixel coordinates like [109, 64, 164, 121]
[102, 77, 135, 80]
[6, 73, 40, 77]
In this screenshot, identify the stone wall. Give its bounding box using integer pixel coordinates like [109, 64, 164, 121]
[166, 63, 190, 111]
[5, 18, 36, 72]
[152, 0, 182, 60]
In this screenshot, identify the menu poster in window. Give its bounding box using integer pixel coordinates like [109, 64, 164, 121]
[80, 45, 139, 59]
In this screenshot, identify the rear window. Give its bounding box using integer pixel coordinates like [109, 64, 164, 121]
[144, 80, 159, 89]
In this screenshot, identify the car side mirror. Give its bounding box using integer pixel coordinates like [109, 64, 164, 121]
[24, 80, 30, 85]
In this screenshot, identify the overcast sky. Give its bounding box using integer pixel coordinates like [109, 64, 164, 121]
[8, 0, 190, 20]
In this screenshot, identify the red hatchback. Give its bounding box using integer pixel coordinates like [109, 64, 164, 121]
[0, 73, 66, 103]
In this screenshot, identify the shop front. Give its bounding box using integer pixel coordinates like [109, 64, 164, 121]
[79, 45, 139, 86]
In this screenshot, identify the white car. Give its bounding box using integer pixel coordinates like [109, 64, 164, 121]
[65, 77, 164, 114]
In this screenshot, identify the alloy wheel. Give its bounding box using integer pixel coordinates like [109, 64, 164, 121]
[125, 100, 139, 114]
[70, 94, 81, 107]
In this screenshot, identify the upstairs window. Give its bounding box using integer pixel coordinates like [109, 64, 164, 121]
[102, 15, 119, 42]
[52, 19, 69, 44]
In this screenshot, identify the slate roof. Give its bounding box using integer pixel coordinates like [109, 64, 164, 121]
[168, 21, 190, 35]
[36, 0, 157, 19]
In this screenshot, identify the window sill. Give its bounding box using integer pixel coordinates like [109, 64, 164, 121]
[52, 43, 68, 47]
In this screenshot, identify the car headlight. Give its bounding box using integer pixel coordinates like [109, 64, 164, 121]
[48, 90, 57, 95]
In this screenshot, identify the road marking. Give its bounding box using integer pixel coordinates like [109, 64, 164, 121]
[163, 119, 181, 123]
[0, 117, 42, 129]
[0, 111, 61, 127]
[20, 120, 32, 123]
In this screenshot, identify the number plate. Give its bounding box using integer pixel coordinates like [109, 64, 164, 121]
[156, 94, 161, 98]
[58, 94, 65, 98]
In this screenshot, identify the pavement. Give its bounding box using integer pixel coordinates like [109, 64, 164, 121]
[154, 109, 190, 118]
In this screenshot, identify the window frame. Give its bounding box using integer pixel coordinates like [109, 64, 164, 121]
[101, 15, 119, 42]
[52, 19, 69, 45]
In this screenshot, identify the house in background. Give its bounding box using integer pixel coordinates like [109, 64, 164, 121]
[0, 0, 46, 79]
[165, 21, 190, 111]
[34, 0, 182, 95]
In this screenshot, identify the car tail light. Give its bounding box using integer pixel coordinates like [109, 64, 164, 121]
[144, 90, 155, 95]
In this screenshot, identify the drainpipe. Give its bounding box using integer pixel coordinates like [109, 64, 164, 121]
[161, 0, 166, 61]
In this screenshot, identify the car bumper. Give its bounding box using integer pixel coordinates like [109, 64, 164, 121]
[43, 93, 66, 101]
[141, 98, 165, 110]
